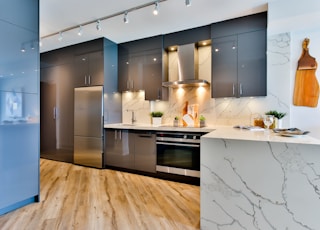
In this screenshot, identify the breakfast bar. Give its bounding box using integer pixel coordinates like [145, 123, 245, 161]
[201, 126, 320, 229]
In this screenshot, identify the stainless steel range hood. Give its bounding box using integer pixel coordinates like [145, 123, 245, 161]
[162, 43, 210, 88]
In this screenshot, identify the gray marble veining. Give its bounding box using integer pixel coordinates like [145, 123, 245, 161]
[201, 135, 320, 230]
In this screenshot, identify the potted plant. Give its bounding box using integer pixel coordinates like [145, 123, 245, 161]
[265, 110, 286, 129]
[150, 111, 163, 126]
[199, 115, 206, 127]
[173, 116, 179, 127]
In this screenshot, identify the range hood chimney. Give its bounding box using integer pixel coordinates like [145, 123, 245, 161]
[162, 43, 210, 88]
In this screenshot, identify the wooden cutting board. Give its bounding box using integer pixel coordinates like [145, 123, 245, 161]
[293, 38, 319, 107]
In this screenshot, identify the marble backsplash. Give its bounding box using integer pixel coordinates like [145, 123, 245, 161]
[122, 33, 291, 128]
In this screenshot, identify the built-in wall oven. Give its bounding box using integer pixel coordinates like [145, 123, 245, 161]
[156, 131, 205, 178]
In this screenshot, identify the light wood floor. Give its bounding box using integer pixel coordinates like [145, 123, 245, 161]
[0, 159, 200, 230]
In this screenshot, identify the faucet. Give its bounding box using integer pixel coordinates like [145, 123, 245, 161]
[127, 109, 136, 124]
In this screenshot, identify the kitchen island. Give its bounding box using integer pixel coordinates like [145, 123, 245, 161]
[201, 126, 320, 229]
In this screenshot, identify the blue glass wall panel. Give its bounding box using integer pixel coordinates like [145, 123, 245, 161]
[0, 0, 39, 215]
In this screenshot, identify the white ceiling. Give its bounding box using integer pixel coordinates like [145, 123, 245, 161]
[40, 0, 271, 53]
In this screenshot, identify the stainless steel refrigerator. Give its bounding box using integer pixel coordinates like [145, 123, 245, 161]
[74, 86, 104, 168]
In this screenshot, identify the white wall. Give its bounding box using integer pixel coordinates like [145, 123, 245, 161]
[269, 0, 320, 139]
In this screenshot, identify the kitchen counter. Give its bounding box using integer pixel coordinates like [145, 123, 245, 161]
[200, 126, 320, 229]
[104, 123, 215, 133]
[203, 125, 320, 145]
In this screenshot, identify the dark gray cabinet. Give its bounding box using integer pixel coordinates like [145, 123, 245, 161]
[134, 131, 156, 173]
[163, 25, 211, 47]
[105, 129, 156, 173]
[211, 12, 267, 98]
[104, 129, 135, 169]
[40, 38, 119, 163]
[74, 50, 104, 87]
[118, 35, 168, 100]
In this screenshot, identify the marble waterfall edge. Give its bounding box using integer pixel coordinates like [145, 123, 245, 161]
[201, 137, 320, 230]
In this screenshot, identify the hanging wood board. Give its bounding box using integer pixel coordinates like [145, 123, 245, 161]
[293, 38, 319, 107]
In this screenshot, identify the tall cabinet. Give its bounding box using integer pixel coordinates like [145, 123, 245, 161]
[0, 0, 40, 215]
[211, 12, 267, 98]
[40, 38, 120, 163]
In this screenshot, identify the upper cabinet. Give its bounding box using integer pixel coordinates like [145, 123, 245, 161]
[211, 12, 267, 98]
[118, 35, 168, 100]
[74, 50, 104, 87]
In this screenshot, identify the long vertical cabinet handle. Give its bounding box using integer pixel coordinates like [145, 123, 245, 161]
[53, 107, 56, 120]
[114, 130, 117, 140]
[239, 83, 243, 96]
[84, 76, 87, 85]
[119, 130, 122, 140]
[131, 80, 134, 90]
[127, 80, 130, 90]
[88, 75, 91, 85]
[232, 84, 235, 96]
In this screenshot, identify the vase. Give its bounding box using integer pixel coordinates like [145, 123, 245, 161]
[152, 117, 162, 126]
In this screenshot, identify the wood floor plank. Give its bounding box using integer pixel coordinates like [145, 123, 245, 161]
[0, 159, 200, 230]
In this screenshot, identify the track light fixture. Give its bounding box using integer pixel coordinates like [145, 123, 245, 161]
[185, 0, 191, 7]
[41, 0, 171, 43]
[20, 44, 26, 52]
[58, 32, 63, 41]
[96, 20, 102, 31]
[124, 11, 129, 23]
[77, 25, 83, 36]
[153, 1, 159, 15]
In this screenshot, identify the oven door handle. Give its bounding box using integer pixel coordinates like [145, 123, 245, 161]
[156, 142, 200, 148]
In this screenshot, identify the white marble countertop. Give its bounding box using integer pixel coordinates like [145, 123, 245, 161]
[202, 125, 320, 145]
[104, 123, 215, 133]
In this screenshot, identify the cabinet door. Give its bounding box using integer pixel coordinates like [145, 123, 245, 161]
[128, 51, 144, 91]
[237, 30, 266, 97]
[74, 51, 104, 87]
[74, 54, 89, 87]
[88, 51, 104, 86]
[143, 49, 164, 100]
[211, 35, 238, 98]
[105, 129, 134, 169]
[134, 132, 156, 173]
[118, 50, 130, 92]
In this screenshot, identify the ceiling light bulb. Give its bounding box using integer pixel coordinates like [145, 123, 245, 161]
[78, 25, 83, 36]
[185, 0, 191, 7]
[58, 32, 63, 41]
[124, 11, 129, 24]
[96, 20, 102, 31]
[153, 1, 159, 15]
